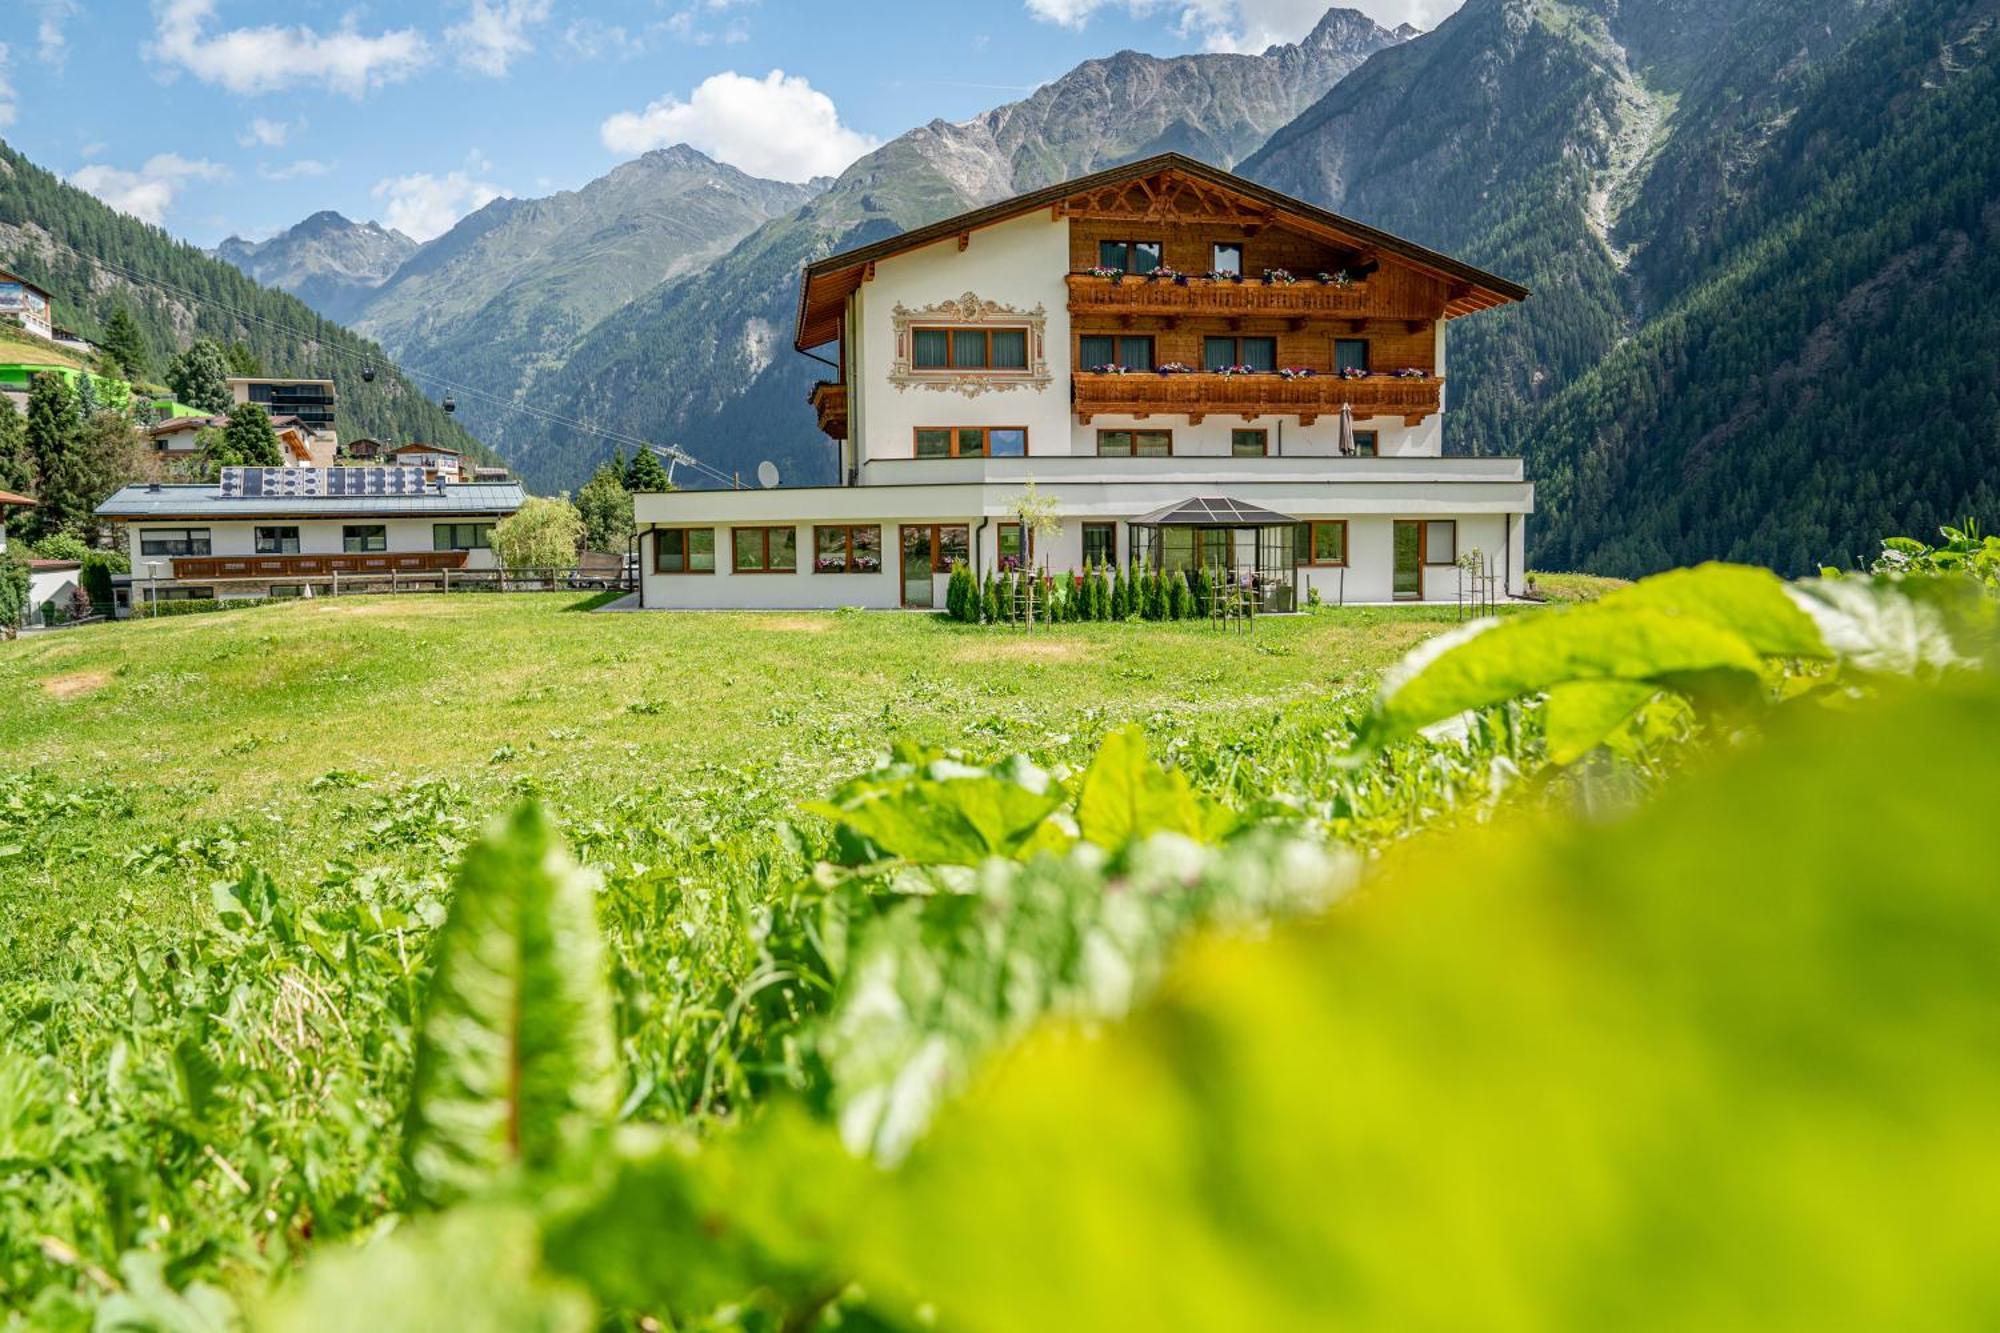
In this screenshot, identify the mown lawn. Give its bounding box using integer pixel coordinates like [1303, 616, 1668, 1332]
[0, 594, 1464, 971]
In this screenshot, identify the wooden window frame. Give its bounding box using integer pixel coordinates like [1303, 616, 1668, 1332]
[813, 524, 882, 575]
[255, 525, 300, 555]
[913, 426, 1028, 459]
[1422, 519, 1458, 566]
[731, 525, 797, 574]
[903, 523, 971, 576]
[1203, 334, 1278, 371]
[1211, 241, 1244, 275]
[1334, 337, 1372, 374]
[1081, 521, 1117, 568]
[1231, 428, 1269, 458]
[911, 325, 1031, 372]
[1299, 520, 1349, 568]
[1096, 239, 1163, 274]
[1095, 428, 1174, 458]
[655, 526, 717, 575]
[1077, 333, 1156, 370]
[342, 524, 388, 554]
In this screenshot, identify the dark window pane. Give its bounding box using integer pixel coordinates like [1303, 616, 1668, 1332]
[1079, 334, 1114, 367]
[659, 529, 685, 573]
[1161, 528, 1195, 572]
[1121, 336, 1155, 371]
[1135, 430, 1173, 457]
[998, 523, 1023, 570]
[1335, 339, 1370, 373]
[1212, 243, 1243, 275]
[913, 328, 949, 368]
[1131, 241, 1161, 274]
[1242, 337, 1277, 372]
[771, 528, 796, 571]
[1083, 523, 1116, 566]
[989, 329, 1028, 369]
[1314, 523, 1345, 564]
[1097, 430, 1133, 457]
[851, 526, 881, 572]
[1204, 336, 1237, 371]
[951, 329, 988, 368]
[957, 428, 986, 457]
[815, 527, 846, 573]
[734, 529, 762, 571]
[989, 428, 1026, 457]
[915, 428, 952, 458]
[1098, 240, 1127, 270]
[1232, 429, 1266, 458]
[938, 525, 969, 569]
[1354, 431, 1378, 458]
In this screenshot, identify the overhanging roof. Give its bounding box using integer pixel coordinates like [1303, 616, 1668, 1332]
[94, 481, 526, 521]
[1130, 495, 1300, 527]
[0, 489, 35, 506]
[795, 153, 1530, 351]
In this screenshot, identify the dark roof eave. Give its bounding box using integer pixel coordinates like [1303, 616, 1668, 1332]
[792, 152, 1531, 352]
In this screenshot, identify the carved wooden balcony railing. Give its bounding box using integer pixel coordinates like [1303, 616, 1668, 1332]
[1071, 371, 1444, 426]
[171, 551, 470, 580]
[1066, 272, 1371, 319]
[809, 380, 849, 439]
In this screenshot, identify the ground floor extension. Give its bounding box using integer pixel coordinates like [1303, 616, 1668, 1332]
[633, 462, 1532, 611]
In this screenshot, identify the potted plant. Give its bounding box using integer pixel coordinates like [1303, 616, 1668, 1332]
[1086, 264, 1125, 284]
[1316, 270, 1356, 288]
[1089, 363, 1130, 375]
[1278, 366, 1315, 380]
[1156, 361, 1196, 375]
[1394, 367, 1430, 379]
[1263, 268, 1299, 286]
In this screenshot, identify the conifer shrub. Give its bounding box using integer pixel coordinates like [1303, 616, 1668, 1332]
[1170, 571, 1193, 621]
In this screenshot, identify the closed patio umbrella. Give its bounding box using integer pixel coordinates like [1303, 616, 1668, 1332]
[1338, 401, 1357, 456]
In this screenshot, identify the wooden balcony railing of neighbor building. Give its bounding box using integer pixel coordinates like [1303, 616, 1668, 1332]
[810, 380, 849, 439]
[1071, 371, 1444, 426]
[1066, 272, 1372, 319]
[170, 551, 471, 580]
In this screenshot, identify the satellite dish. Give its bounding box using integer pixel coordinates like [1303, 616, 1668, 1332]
[756, 461, 780, 489]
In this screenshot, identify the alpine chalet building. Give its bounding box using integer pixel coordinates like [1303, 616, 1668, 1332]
[633, 155, 1531, 610]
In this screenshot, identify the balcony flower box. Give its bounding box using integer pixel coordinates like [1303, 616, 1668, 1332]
[1262, 268, 1299, 286]
[1156, 361, 1196, 375]
[1278, 366, 1315, 380]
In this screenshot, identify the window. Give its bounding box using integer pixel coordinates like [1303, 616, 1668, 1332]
[1097, 239, 1162, 274]
[655, 527, 716, 574]
[912, 326, 1029, 371]
[1082, 522, 1117, 568]
[733, 526, 797, 573]
[1077, 334, 1155, 371]
[1203, 336, 1277, 372]
[905, 524, 970, 574]
[998, 522, 1025, 571]
[1353, 430, 1379, 458]
[1096, 429, 1173, 458]
[1160, 528, 1233, 573]
[915, 427, 1028, 459]
[1298, 520, 1348, 567]
[1335, 338, 1371, 374]
[255, 526, 301, 555]
[139, 528, 210, 557]
[432, 522, 493, 551]
[342, 525, 387, 554]
[1424, 520, 1458, 565]
[1211, 242, 1244, 276]
[814, 525, 881, 574]
[1231, 429, 1268, 458]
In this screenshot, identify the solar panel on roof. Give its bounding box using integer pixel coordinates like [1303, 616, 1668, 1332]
[218, 466, 430, 499]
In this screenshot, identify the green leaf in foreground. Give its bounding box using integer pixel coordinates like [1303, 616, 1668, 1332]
[1074, 726, 1206, 848]
[855, 676, 2000, 1331]
[807, 755, 1066, 866]
[401, 803, 617, 1208]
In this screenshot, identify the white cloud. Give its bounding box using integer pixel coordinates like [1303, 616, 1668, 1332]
[561, 18, 646, 61]
[446, 0, 553, 76]
[1023, 0, 1463, 49]
[260, 158, 331, 180]
[371, 170, 502, 242]
[600, 69, 879, 183]
[237, 116, 296, 147]
[0, 45, 15, 130]
[70, 153, 229, 226]
[153, 0, 432, 97]
[35, 0, 82, 68]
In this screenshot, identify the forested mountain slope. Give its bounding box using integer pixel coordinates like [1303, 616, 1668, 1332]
[511, 8, 1408, 492]
[0, 141, 485, 459]
[1242, 0, 1998, 574]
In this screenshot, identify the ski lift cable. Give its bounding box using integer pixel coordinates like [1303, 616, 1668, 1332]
[41, 241, 748, 487]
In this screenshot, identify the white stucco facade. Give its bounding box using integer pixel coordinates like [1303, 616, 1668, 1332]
[636, 160, 1532, 611]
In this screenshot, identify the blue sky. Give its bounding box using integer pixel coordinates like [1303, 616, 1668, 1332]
[0, 0, 1463, 249]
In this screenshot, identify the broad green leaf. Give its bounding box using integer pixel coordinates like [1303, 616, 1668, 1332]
[0, 1051, 59, 1168]
[1542, 680, 1660, 764]
[256, 1205, 591, 1333]
[854, 676, 2000, 1332]
[171, 1034, 225, 1125]
[96, 1252, 235, 1333]
[808, 757, 1066, 867]
[1787, 577, 1987, 678]
[1363, 602, 1766, 747]
[402, 803, 617, 1208]
[1601, 563, 1830, 659]
[1074, 727, 1205, 848]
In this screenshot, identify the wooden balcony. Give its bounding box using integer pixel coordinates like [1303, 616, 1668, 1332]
[809, 380, 849, 439]
[1067, 272, 1371, 320]
[171, 551, 470, 580]
[1072, 371, 1444, 427]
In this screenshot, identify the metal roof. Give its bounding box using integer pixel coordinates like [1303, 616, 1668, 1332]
[94, 480, 526, 520]
[1129, 495, 1301, 527]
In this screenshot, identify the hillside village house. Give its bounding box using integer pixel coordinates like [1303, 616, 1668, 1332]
[632, 155, 1532, 611]
[389, 442, 465, 482]
[95, 467, 524, 610]
[0, 270, 55, 343]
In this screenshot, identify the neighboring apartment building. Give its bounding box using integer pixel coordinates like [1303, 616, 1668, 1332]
[228, 377, 337, 450]
[389, 443, 464, 482]
[0, 270, 54, 342]
[632, 155, 1532, 611]
[96, 466, 524, 609]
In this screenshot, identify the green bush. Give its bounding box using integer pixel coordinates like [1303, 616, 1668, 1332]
[945, 561, 974, 622]
[142, 595, 269, 618]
